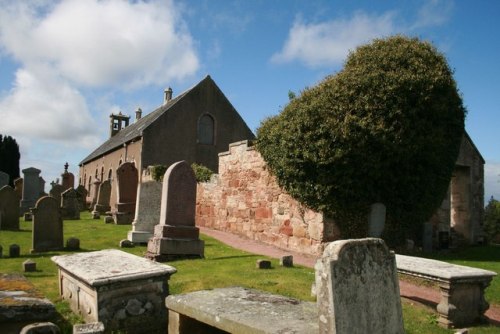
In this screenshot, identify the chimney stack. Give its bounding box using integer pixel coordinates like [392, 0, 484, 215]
[135, 107, 142, 121]
[164, 87, 173, 105]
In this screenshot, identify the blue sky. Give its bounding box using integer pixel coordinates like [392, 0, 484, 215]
[0, 0, 498, 202]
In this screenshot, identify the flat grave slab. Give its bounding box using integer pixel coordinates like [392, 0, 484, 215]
[52, 249, 177, 333]
[166, 286, 318, 334]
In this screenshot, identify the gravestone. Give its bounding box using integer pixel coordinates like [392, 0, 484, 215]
[61, 188, 80, 220]
[146, 161, 204, 261]
[315, 238, 404, 334]
[0, 171, 9, 188]
[9, 244, 20, 257]
[423, 222, 433, 252]
[127, 167, 163, 243]
[39, 177, 46, 197]
[75, 185, 88, 211]
[90, 180, 101, 211]
[14, 177, 23, 200]
[61, 162, 75, 191]
[0, 185, 20, 230]
[368, 202, 386, 237]
[92, 180, 111, 216]
[32, 196, 63, 253]
[113, 162, 138, 225]
[49, 184, 64, 206]
[20, 167, 41, 214]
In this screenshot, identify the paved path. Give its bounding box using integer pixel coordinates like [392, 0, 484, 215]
[200, 227, 500, 325]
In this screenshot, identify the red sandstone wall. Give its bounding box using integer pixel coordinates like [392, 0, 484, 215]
[196, 140, 340, 256]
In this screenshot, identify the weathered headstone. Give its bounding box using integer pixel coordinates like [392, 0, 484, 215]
[20, 167, 41, 214]
[23, 259, 37, 272]
[0, 185, 20, 230]
[39, 177, 46, 197]
[66, 237, 80, 250]
[75, 185, 88, 211]
[92, 180, 111, 216]
[315, 238, 404, 334]
[90, 180, 101, 211]
[113, 162, 138, 225]
[32, 196, 63, 253]
[280, 255, 294, 267]
[61, 162, 75, 191]
[9, 244, 20, 257]
[127, 167, 162, 243]
[256, 259, 271, 269]
[49, 184, 64, 206]
[0, 171, 9, 188]
[62, 188, 80, 220]
[368, 202, 386, 237]
[14, 177, 23, 201]
[146, 161, 204, 261]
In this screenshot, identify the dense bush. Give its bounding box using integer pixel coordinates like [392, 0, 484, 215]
[191, 163, 214, 183]
[0, 134, 20, 186]
[256, 36, 465, 243]
[484, 197, 500, 244]
[150, 164, 168, 182]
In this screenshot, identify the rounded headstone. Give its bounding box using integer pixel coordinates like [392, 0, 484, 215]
[9, 244, 20, 257]
[23, 259, 37, 272]
[119, 239, 134, 248]
[66, 237, 80, 250]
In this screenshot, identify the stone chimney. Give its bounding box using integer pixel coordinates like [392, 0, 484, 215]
[135, 107, 142, 122]
[163, 87, 173, 105]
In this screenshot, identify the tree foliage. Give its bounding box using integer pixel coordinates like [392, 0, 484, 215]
[0, 134, 21, 186]
[484, 197, 500, 243]
[191, 163, 214, 183]
[256, 36, 465, 242]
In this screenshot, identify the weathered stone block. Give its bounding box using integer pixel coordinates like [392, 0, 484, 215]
[9, 244, 20, 257]
[73, 322, 105, 334]
[280, 255, 293, 267]
[256, 259, 271, 269]
[23, 259, 36, 272]
[66, 238, 80, 250]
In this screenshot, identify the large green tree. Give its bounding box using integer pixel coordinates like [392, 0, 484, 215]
[0, 134, 21, 186]
[256, 36, 465, 244]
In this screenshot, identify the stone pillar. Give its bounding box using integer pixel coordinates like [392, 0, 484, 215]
[315, 238, 404, 333]
[20, 167, 41, 214]
[146, 161, 204, 261]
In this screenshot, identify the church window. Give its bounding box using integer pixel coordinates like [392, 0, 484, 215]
[198, 114, 215, 145]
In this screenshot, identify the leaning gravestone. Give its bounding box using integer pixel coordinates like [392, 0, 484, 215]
[0, 171, 9, 188]
[146, 161, 204, 261]
[92, 180, 111, 216]
[127, 167, 162, 243]
[20, 167, 41, 214]
[113, 162, 138, 225]
[75, 185, 88, 211]
[61, 188, 80, 220]
[315, 238, 404, 334]
[90, 180, 101, 211]
[32, 196, 63, 253]
[0, 185, 20, 230]
[49, 184, 64, 206]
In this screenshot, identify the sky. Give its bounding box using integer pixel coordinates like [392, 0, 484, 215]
[0, 0, 498, 203]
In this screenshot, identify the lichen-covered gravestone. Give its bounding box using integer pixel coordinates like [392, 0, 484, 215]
[49, 184, 64, 207]
[75, 185, 88, 211]
[0, 185, 20, 230]
[315, 238, 404, 334]
[113, 162, 138, 225]
[62, 188, 80, 220]
[146, 161, 204, 261]
[32, 196, 63, 253]
[92, 180, 111, 216]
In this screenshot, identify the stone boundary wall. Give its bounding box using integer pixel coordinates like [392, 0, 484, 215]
[196, 141, 339, 256]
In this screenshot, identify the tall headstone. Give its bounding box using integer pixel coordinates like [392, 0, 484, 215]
[0, 186, 19, 230]
[92, 180, 111, 215]
[39, 176, 46, 197]
[49, 183, 64, 206]
[61, 162, 75, 191]
[90, 180, 101, 211]
[0, 171, 9, 188]
[62, 188, 80, 220]
[14, 177, 23, 200]
[32, 196, 63, 252]
[368, 203, 386, 237]
[20, 167, 41, 214]
[127, 167, 162, 243]
[146, 161, 204, 261]
[315, 238, 404, 334]
[113, 162, 138, 225]
[75, 185, 88, 211]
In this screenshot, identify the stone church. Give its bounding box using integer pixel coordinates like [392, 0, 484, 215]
[79, 75, 255, 209]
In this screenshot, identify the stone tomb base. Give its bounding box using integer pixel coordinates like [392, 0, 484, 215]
[146, 225, 204, 261]
[127, 230, 153, 244]
[51, 249, 176, 333]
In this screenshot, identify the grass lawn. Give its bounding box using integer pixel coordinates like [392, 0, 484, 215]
[0, 212, 499, 333]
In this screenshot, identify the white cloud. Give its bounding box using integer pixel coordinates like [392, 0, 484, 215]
[411, 0, 454, 30]
[0, 67, 99, 148]
[0, 0, 199, 88]
[271, 12, 396, 68]
[485, 161, 500, 202]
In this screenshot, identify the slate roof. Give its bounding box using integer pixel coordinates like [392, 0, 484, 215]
[79, 80, 195, 165]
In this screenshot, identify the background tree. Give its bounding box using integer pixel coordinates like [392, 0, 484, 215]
[256, 36, 465, 245]
[0, 134, 21, 187]
[484, 197, 500, 244]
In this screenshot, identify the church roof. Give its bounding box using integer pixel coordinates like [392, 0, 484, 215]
[79, 76, 206, 165]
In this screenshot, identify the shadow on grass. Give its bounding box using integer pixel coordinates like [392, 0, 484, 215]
[210, 254, 259, 261]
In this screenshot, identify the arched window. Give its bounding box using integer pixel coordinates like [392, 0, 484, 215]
[100, 167, 104, 181]
[108, 169, 113, 180]
[198, 114, 215, 145]
[88, 176, 92, 192]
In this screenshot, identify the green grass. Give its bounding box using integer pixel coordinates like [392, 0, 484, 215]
[1, 212, 499, 333]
